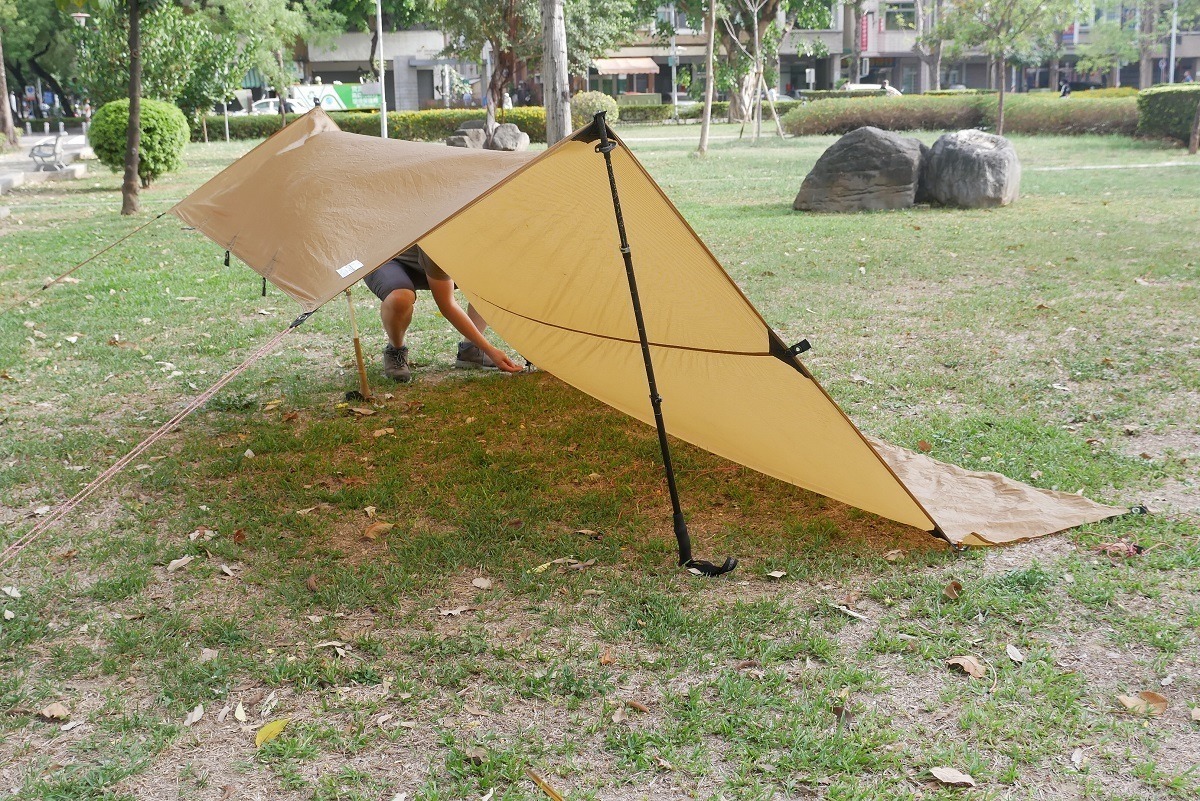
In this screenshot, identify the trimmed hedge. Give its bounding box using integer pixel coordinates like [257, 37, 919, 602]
[781, 93, 1138, 136]
[1136, 84, 1200, 141]
[1078, 87, 1139, 98]
[998, 95, 1137, 136]
[196, 107, 547, 143]
[782, 95, 985, 135]
[796, 89, 886, 100]
[925, 88, 996, 96]
[571, 91, 618, 128]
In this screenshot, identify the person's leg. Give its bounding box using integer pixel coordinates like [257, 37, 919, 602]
[380, 288, 416, 348]
[364, 259, 420, 382]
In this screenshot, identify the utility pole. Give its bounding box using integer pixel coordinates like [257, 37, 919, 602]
[541, 0, 570, 144]
[1169, 0, 1179, 83]
[669, 4, 679, 120]
[376, 0, 387, 137]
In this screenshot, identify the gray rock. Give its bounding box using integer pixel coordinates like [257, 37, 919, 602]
[486, 123, 530, 152]
[446, 128, 488, 148]
[457, 119, 493, 132]
[793, 126, 927, 212]
[925, 129, 1020, 208]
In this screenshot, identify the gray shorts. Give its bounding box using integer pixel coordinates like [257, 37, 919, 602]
[363, 257, 430, 300]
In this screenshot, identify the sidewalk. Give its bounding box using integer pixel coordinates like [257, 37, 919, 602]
[0, 131, 94, 199]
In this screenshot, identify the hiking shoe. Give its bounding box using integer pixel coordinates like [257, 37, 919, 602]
[455, 341, 497, 370]
[382, 343, 411, 383]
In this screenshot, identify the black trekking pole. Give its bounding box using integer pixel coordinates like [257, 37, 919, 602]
[589, 112, 737, 578]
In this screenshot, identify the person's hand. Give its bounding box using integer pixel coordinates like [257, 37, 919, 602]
[487, 346, 524, 373]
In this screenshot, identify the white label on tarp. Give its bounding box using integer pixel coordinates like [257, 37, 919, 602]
[337, 260, 364, 278]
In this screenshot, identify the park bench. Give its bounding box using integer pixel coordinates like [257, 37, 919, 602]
[30, 135, 67, 171]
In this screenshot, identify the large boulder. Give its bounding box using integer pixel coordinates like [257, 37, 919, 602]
[925, 129, 1020, 208]
[446, 128, 488, 149]
[487, 122, 530, 152]
[793, 126, 927, 213]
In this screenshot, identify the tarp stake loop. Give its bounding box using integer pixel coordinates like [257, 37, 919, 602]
[788, 339, 811, 356]
[593, 112, 737, 578]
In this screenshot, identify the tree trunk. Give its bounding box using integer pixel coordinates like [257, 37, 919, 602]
[0, 30, 17, 148]
[540, 0, 570, 145]
[1049, 57, 1059, 92]
[850, 3, 862, 83]
[1189, 97, 1199, 155]
[697, 0, 717, 156]
[932, 46, 942, 90]
[996, 57, 1006, 135]
[1111, 63, 1121, 88]
[6, 59, 27, 124]
[122, 0, 143, 216]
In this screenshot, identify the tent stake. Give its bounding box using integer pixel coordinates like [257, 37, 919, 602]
[344, 288, 372, 401]
[591, 112, 737, 578]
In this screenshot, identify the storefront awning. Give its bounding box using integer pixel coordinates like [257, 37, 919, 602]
[593, 57, 660, 75]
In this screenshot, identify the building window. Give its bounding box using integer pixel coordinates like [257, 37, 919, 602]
[883, 1, 916, 30]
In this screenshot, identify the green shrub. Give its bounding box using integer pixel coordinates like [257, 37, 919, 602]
[571, 91, 618, 128]
[616, 104, 673, 123]
[795, 89, 887, 100]
[89, 98, 188, 187]
[925, 88, 997, 96]
[781, 95, 986, 135]
[1078, 86, 1139, 98]
[1136, 84, 1200, 141]
[992, 95, 1137, 136]
[196, 107, 547, 144]
[780, 93, 1137, 136]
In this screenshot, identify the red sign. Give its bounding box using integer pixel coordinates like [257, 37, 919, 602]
[860, 15, 868, 50]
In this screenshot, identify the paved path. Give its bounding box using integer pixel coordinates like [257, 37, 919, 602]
[0, 133, 92, 195]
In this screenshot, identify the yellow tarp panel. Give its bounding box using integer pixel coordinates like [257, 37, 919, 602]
[172, 109, 1126, 547]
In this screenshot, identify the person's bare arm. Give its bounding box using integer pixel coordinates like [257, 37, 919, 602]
[428, 278, 522, 373]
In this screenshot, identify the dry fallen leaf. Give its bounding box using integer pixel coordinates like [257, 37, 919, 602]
[599, 648, 615, 666]
[37, 702, 70, 721]
[362, 521, 394, 541]
[917, 439, 932, 452]
[166, 555, 194, 573]
[184, 704, 204, 727]
[1071, 747, 1086, 770]
[304, 575, 319, 593]
[464, 745, 488, 765]
[218, 786, 237, 801]
[946, 655, 987, 680]
[625, 699, 650, 713]
[254, 718, 290, 747]
[1006, 644, 1026, 664]
[199, 648, 219, 663]
[929, 767, 976, 787]
[440, 606, 475, 617]
[1, 586, 21, 599]
[372, 427, 394, 438]
[234, 701, 247, 723]
[349, 406, 376, 416]
[766, 570, 787, 579]
[883, 549, 904, 562]
[60, 720, 85, 732]
[942, 580, 963, 601]
[1117, 691, 1168, 717]
[1190, 707, 1200, 723]
[611, 706, 629, 724]
[472, 577, 493, 590]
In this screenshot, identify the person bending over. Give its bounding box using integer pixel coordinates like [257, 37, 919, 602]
[363, 246, 522, 382]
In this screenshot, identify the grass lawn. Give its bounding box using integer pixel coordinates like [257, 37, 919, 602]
[0, 123, 1198, 800]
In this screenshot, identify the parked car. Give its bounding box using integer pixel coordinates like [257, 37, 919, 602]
[249, 97, 310, 115]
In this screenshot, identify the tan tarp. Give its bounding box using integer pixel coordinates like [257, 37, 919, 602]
[171, 109, 1126, 546]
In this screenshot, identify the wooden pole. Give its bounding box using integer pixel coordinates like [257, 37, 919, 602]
[345, 289, 372, 400]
